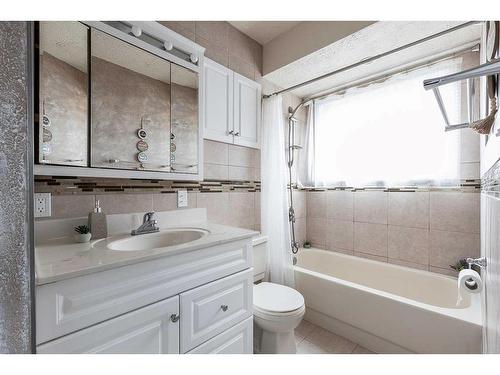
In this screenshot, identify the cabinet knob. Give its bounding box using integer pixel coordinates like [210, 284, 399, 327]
[228, 130, 234, 135]
[220, 304, 229, 312]
[170, 313, 180, 323]
[234, 132, 240, 136]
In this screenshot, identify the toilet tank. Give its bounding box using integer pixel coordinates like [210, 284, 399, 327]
[252, 235, 268, 282]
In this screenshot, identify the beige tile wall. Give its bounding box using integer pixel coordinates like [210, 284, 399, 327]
[204, 140, 260, 181]
[305, 190, 480, 276]
[49, 191, 260, 231]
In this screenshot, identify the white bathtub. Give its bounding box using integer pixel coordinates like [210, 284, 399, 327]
[294, 248, 482, 354]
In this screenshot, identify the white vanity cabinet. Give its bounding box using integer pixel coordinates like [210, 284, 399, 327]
[36, 237, 254, 354]
[204, 58, 261, 149]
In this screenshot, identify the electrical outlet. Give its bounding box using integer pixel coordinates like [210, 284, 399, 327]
[34, 193, 51, 218]
[177, 190, 188, 208]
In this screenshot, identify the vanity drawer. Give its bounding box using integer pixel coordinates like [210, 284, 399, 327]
[187, 316, 253, 354]
[36, 238, 252, 344]
[180, 268, 253, 352]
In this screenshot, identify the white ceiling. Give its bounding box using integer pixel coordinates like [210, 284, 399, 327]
[228, 21, 301, 45]
[263, 21, 482, 99]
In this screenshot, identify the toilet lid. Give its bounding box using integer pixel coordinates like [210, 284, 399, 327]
[253, 282, 305, 313]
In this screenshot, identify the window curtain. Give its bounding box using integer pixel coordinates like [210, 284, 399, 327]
[297, 103, 315, 187]
[261, 95, 295, 287]
[302, 56, 465, 188]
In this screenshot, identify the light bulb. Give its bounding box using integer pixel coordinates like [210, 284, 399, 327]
[190, 54, 198, 63]
[164, 40, 174, 51]
[131, 25, 142, 37]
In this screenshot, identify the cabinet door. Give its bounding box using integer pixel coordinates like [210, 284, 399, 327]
[204, 58, 234, 144]
[37, 296, 180, 354]
[180, 269, 253, 353]
[233, 73, 261, 149]
[188, 317, 253, 354]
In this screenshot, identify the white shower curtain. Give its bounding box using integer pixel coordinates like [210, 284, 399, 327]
[261, 95, 295, 287]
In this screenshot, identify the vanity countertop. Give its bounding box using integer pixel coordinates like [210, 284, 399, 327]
[35, 222, 257, 285]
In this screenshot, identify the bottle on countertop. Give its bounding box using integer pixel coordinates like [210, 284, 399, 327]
[88, 199, 107, 240]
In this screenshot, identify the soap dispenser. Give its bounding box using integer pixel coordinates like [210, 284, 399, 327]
[88, 199, 108, 240]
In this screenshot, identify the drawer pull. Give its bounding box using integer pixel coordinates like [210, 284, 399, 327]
[170, 313, 180, 323]
[220, 304, 229, 312]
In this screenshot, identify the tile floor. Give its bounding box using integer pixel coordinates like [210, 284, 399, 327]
[294, 320, 375, 354]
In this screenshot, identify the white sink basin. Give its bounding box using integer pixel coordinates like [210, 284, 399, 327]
[107, 228, 209, 251]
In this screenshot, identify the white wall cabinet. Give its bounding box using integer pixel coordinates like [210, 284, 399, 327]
[204, 58, 234, 144]
[204, 58, 261, 149]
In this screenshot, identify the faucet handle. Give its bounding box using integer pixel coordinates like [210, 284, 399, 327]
[143, 211, 155, 222]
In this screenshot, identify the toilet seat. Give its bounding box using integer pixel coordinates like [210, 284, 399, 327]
[254, 304, 305, 320]
[253, 282, 305, 315]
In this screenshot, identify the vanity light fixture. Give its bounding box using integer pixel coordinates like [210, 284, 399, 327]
[164, 40, 174, 51]
[190, 53, 198, 63]
[101, 21, 201, 67]
[131, 25, 142, 37]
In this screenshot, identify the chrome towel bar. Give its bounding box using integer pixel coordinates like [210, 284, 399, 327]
[423, 58, 500, 90]
[423, 58, 500, 132]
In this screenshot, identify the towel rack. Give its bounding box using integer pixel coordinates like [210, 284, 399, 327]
[423, 58, 500, 132]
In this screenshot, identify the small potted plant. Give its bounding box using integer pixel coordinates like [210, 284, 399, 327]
[450, 259, 468, 272]
[74, 225, 92, 243]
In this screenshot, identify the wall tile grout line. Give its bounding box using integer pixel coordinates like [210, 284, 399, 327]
[304, 187, 480, 277]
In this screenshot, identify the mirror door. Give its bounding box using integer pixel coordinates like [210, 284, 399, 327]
[38, 21, 89, 167]
[170, 63, 199, 174]
[90, 28, 172, 172]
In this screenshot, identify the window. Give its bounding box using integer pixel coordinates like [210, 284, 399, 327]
[305, 56, 469, 188]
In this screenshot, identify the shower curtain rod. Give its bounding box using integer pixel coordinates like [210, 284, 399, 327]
[263, 21, 482, 99]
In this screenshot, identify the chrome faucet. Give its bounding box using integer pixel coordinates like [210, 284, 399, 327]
[131, 212, 160, 236]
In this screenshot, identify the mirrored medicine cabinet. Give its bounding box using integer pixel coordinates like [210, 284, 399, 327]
[35, 21, 203, 179]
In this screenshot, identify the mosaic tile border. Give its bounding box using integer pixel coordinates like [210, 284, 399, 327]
[290, 179, 481, 193]
[34, 176, 261, 195]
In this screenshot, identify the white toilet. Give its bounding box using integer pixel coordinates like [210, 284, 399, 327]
[252, 236, 306, 354]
